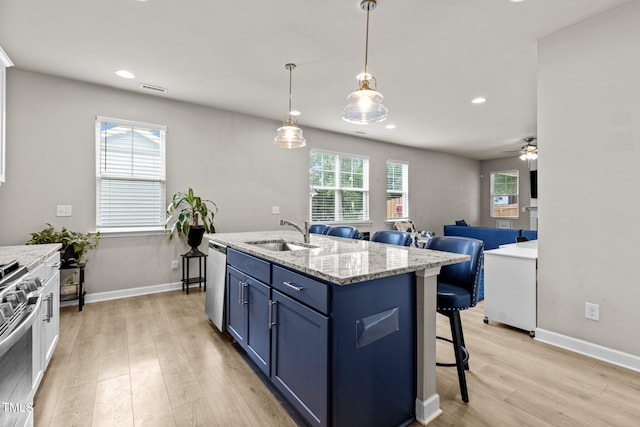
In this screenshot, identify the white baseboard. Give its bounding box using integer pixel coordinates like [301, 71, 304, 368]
[535, 328, 640, 372]
[59, 281, 204, 307]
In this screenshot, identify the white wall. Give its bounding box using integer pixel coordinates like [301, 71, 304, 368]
[538, 1, 640, 356]
[0, 70, 479, 294]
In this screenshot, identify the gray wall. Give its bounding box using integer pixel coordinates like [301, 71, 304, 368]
[480, 156, 534, 230]
[0, 69, 479, 294]
[538, 1, 640, 356]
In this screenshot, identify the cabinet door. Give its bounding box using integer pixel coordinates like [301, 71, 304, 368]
[226, 266, 247, 345]
[32, 298, 44, 391]
[271, 290, 328, 427]
[42, 270, 60, 368]
[245, 278, 271, 376]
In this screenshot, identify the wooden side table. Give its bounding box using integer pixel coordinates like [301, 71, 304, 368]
[181, 251, 207, 294]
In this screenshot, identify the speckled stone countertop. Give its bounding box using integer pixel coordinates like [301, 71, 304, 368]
[0, 244, 62, 271]
[207, 231, 468, 285]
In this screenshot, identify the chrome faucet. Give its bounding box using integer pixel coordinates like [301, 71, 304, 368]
[280, 218, 310, 243]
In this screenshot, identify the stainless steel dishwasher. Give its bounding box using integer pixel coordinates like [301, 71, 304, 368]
[205, 241, 226, 332]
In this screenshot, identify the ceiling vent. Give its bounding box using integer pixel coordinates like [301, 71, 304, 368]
[140, 83, 167, 93]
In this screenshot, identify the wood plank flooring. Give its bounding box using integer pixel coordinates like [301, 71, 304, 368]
[34, 290, 640, 426]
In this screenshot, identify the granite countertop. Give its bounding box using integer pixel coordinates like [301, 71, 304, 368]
[206, 230, 468, 285]
[0, 244, 62, 271]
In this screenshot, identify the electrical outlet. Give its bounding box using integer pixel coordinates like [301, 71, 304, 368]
[585, 302, 600, 321]
[272, 205, 280, 214]
[171, 260, 179, 269]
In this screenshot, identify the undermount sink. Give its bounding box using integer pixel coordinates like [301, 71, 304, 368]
[245, 240, 318, 252]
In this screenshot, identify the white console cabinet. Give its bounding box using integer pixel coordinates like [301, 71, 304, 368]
[483, 241, 538, 337]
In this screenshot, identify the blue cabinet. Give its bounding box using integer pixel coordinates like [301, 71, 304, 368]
[245, 276, 271, 375]
[226, 266, 246, 347]
[271, 290, 328, 427]
[226, 248, 415, 427]
[226, 264, 271, 376]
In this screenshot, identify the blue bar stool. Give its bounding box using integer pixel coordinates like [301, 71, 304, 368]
[324, 226, 361, 239]
[424, 236, 484, 402]
[309, 224, 328, 234]
[370, 230, 412, 246]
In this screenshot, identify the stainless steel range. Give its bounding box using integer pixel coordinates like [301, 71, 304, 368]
[0, 260, 43, 427]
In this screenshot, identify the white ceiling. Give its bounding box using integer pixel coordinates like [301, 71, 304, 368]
[0, 0, 632, 160]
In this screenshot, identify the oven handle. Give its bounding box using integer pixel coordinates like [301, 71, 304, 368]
[0, 295, 42, 359]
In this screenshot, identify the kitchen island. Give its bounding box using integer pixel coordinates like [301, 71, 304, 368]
[207, 231, 468, 426]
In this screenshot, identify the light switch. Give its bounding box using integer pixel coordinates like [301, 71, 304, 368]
[272, 206, 280, 214]
[56, 205, 72, 217]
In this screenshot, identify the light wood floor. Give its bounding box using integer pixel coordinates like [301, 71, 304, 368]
[34, 290, 640, 427]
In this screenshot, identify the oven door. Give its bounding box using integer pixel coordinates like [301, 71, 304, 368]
[0, 295, 42, 427]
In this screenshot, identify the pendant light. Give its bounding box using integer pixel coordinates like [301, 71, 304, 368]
[342, 0, 388, 125]
[274, 63, 306, 148]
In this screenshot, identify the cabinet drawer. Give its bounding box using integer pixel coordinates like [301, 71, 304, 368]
[31, 251, 61, 284]
[227, 248, 271, 284]
[272, 265, 329, 314]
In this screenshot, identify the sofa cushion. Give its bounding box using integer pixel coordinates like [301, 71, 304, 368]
[444, 225, 520, 250]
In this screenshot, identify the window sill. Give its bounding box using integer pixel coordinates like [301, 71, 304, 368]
[315, 220, 373, 227]
[97, 227, 168, 238]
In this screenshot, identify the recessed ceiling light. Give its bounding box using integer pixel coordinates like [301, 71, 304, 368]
[471, 97, 487, 104]
[385, 124, 396, 129]
[509, 0, 525, 3]
[290, 110, 301, 116]
[116, 70, 135, 79]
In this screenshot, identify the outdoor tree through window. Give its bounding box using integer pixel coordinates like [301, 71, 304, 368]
[309, 151, 369, 222]
[490, 170, 519, 218]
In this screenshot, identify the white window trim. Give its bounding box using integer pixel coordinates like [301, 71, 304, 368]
[309, 149, 370, 223]
[95, 116, 167, 233]
[490, 169, 520, 219]
[386, 159, 409, 221]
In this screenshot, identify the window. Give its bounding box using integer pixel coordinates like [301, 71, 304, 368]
[96, 117, 166, 231]
[490, 170, 519, 218]
[386, 160, 409, 220]
[309, 150, 369, 222]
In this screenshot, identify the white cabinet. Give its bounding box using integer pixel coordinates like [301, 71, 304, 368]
[0, 47, 13, 186]
[31, 251, 61, 391]
[483, 242, 538, 337]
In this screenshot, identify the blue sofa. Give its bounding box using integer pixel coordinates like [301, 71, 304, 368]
[443, 225, 538, 300]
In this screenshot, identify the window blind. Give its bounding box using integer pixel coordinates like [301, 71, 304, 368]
[96, 117, 166, 229]
[310, 151, 369, 222]
[386, 161, 409, 220]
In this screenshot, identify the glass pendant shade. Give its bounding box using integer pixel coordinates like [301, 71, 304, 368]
[342, 80, 388, 124]
[274, 63, 306, 149]
[274, 119, 306, 148]
[342, 0, 388, 125]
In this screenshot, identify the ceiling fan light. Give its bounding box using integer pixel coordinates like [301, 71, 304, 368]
[520, 153, 527, 161]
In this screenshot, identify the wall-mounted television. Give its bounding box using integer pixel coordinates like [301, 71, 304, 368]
[530, 170, 538, 199]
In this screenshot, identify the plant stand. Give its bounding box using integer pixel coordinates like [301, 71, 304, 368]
[181, 251, 207, 295]
[60, 261, 86, 311]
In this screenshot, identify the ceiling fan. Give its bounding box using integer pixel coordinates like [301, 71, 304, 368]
[503, 137, 537, 160]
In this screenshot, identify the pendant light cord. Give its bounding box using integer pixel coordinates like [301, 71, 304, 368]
[288, 65, 293, 117]
[364, 7, 370, 77]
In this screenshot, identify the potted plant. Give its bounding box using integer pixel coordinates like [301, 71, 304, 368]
[27, 223, 100, 267]
[165, 188, 218, 254]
